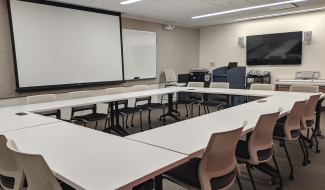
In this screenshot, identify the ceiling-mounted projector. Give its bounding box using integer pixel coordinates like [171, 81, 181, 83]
[163, 24, 175, 30]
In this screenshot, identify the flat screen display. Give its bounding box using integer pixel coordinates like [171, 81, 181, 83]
[246, 31, 302, 65]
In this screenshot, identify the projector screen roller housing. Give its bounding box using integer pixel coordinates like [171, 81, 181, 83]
[8, 0, 125, 91]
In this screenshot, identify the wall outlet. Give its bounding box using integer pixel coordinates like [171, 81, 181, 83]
[210, 62, 215, 67]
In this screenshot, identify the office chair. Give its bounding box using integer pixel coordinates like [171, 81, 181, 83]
[301, 94, 321, 153]
[236, 109, 283, 190]
[273, 100, 307, 180]
[6, 140, 75, 190]
[175, 82, 204, 118]
[133, 85, 165, 129]
[105, 87, 143, 131]
[199, 82, 229, 115]
[26, 94, 61, 119]
[290, 85, 319, 93]
[69, 91, 109, 130]
[248, 84, 275, 102]
[164, 70, 186, 87]
[0, 135, 26, 190]
[163, 124, 246, 190]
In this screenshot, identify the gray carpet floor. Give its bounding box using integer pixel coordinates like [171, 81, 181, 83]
[84, 104, 325, 190]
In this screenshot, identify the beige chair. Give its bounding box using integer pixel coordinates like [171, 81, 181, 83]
[248, 84, 275, 102]
[199, 82, 229, 115]
[0, 135, 26, 190]
[105, 88, 142, 131]
[236, 109, 283, 190]
[26, 94, 61, 119]
[133, 85, 164, 129]
[6, 140, 74, 190]
[290, 85, 319, 93]
[301, 94, 321, 153]
[164, 70, 186, 87]
[163, 123, 246, 190]
[273, 100, 307, 180]
[69, 91, 109, 130]
[175, 82, 204, 118]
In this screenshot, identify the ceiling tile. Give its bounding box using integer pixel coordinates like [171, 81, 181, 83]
[201, 0, 257, 9]
[170, 0, 226, 13]
[149, 4, 205, 17]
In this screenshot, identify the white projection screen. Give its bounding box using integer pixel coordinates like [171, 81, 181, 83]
[8, 0, 124, 91]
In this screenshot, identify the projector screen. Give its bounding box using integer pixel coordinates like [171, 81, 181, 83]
[8, 0, 124, 91]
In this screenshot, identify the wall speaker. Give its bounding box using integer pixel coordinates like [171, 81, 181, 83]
[238, 37, 245, 45]
[304, 31, 312, 41]
[163, 24, 175, 30]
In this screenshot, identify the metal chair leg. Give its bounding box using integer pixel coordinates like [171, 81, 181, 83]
[95, 121, 98, 130]
[272, 155, 283, 190]
[121, 114, 125, 129]
[236, 176, 243, 190]
[311, 128, 320, 153]
[301, 135, 311, 164]
[245, 163, 257, 190]
[204, 106, 207, 114]
[126, 114, 129, 128]
[185, 104, 188, 117]
[207, 106, 210, 113]
[148, 109, 152, 129]
[140, 111, 143, 131]
[198, 105, 201, 116]
[298, 137, 308, 166]
[282, 140, 294, 179]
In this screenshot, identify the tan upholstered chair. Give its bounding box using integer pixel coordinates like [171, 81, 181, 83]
[69, 91, 109, 130]
[290, 85, 319, 93]
[273, 100, 307, 180]
[0, 135, 26, 190]
[248, 84, 275, 102]
[199, 82, 229, 115]
[301, 94, 321, 153]
[26, 94, 61, 119]
[164, 70, 186, 87]
[236, 109, 283, 190]
[6, 139, 75, 190]
[133, 85, 164, 128]
[164, 123, 246, 190]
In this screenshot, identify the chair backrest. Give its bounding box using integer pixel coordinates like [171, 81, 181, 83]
[301, 94, 320, 130]
[283, 100, 307, 140]
[0, 135, 25, 189]
[187, 82, 204, 88]
[105, 87, 125, 95]
[133, 85, 151, 103]
[164, 70, 177, 83]
[6, 140, 63, 190]
[250, 84, 275, 91]
[199, 124, 246, 190]
[290, 85, 319, 93]
[26, 94, 57, 104]
[247, 109, 282, 165]
[69, 91, 96, 115]
[209, 82, 229, 89]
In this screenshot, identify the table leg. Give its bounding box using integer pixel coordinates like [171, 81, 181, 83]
[103, 102, 129, 136]
[160, 93, 180, 121]
[154, 174, 163, 190]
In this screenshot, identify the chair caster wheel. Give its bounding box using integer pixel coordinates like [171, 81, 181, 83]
[289, 175, 294, 180]
[307, 160, 311, 164]
[276, 187, 283, 190]
[316, 150, 320, 153]
[178, 113, 180, 117]
[185, 115, 188, 117]
[159, 118, 162, 121]
[302, 161, 307, 166]
[268, 178, 276, 185]
[126, 126, 129, 129]
[131, 124, 134, 127]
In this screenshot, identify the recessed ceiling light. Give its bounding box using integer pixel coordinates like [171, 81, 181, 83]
[120, 0, 142, 5]
[192, 0, 306, 19]
[236, 7, 325, 21]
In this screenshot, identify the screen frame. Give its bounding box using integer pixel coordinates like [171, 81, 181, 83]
[7, 0, 125, 91]
[246, 31, 303, 66]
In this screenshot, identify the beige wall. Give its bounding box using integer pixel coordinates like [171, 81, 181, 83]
[200, 11, 325, 83]
[0, 0, 199, 99]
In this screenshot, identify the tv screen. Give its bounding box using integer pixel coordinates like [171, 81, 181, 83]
[246, 31, 302, 65]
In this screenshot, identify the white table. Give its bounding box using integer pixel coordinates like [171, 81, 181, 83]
[2, 122, 188, 190]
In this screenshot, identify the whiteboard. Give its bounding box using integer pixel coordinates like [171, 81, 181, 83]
[122, 29, 156, 80]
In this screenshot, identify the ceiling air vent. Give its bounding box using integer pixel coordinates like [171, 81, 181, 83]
[268, 3, 299, 11]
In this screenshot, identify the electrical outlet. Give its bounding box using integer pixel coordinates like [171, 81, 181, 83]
[210, 62, 215, 67]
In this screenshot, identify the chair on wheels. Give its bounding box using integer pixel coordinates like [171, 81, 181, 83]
[199, 82, 229, 115]
[133, 85, 165, 129]
[290, 85, 319, 93]
[236, 109, 283, 190]
[175, 82, 204, 118]
[6, 140, 75, 190]
[0, 135, 26, 190]
[248, 84, 275, 102]
[273, 100, 307, 181]
[300, 94, 321, 153]
[164, 70, 186, 87]
[69, 91, 109, 130]
[163, 123, 246, 190]
[26, 94, 61, 119]
[105, 87, 143, 131]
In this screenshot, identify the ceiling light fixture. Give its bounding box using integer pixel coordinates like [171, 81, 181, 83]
[120, 0, 142, 5]
[236, 7, 325, 21]
[192, 0, 306, 19]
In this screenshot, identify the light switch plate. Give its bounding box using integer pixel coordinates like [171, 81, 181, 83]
[210, 62, 215, 67]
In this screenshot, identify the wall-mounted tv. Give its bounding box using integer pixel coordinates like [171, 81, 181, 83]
[246, 31, 302, 65]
